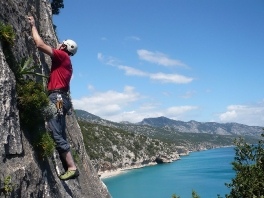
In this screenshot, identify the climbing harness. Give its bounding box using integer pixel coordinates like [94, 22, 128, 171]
[42, 94, 65, 119]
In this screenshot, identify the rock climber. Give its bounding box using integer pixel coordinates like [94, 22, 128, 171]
[28, 16, 79, 180]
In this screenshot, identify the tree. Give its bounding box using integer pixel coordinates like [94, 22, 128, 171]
[172, 190, 200, 198]
[192, 190, 201, 198]
[172, 194, 180, 198]
[225, 132, 264, 198]
[50, 0, 64, 15]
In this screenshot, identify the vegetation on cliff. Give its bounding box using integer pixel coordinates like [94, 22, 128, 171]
[51, 0, 64, 15]
[78, 120, 183, 172]
[0, 1, 112, 197]
[0, 22, 55, 159]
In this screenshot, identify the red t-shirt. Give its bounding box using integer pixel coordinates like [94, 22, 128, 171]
[47, 49, 72, 91]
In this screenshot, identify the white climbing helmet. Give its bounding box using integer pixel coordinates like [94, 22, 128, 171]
[62, 39, 78, 56]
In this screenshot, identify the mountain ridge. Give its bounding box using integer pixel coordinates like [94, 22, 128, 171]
[75, 109, 260, 174]
[76, 109, 263, 137]
[138, 116, 262, 137]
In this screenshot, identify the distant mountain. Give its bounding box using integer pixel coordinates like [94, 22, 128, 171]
[75, 110, 263, 138]
[75, 109, 102, 121]
[75, 109, 260, 151]
[138, 116, 263, 137]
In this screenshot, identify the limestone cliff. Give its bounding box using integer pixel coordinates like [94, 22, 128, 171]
[78, 120, 189, 175]
[0, 0, 111, 197]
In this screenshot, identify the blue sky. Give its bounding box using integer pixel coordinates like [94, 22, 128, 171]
[53, 0, 264, 126]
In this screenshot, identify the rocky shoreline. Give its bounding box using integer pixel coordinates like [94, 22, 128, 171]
[98, 149, 190, 179]
[98, 146, 234, 179]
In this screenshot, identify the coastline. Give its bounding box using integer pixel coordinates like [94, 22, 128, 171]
[99, 162, 157, 179]
[99, 169, 127, 179]
[99, 146, 236, 198]
[99, 146, 235, 180]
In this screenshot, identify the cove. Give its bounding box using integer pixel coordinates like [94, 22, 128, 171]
[102, 147, 235, 198]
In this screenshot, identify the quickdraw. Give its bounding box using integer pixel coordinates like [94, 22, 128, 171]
[56, 94, 64, 115]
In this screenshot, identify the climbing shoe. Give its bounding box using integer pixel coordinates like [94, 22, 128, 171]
[59, 169, 79, 180]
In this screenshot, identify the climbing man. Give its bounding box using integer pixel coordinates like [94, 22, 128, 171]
[28, 16, 79, 180]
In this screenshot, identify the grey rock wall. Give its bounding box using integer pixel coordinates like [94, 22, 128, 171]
[0, 0, 111, 197]
[0, 41, 22, 156]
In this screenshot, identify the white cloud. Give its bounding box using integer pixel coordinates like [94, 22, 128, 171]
[178, 91, 196, 99]
[126, 36, 140, 41]
[72, 85, 200, 123]
[98, 53, 193, 84]
[103, 105, 199, 123]
[107, 111, 156, 123]
[118, 65, 148, 76]
[166, 106, 199, 116]
[219, 109, 237, 120]
[101, 37, 107, 40]
[137, 49, 187, 67]
[97, 53, 103, 61]
[72, 86, 142, 116]
[88, 84, 94, 91]
[219, 102, 264, 126]
[139, 102, 160, 111]
[150, 73, 193, 84]
[162, 92, 171, 96]
[97, 53, 120, 66]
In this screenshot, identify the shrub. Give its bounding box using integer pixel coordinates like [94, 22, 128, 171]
[0, 22, 16, 74]
[51, 0, 64, 15]
[225, 133, 264, 198]
[0, 22, 15, 46]
[16, 80, 49, 130]
[172, 194, 180, 198]
[34, 131, 56, 159]
[171, 190, 200, 198]
[17, 57, 48, 82]
[0, 176, 14, 196]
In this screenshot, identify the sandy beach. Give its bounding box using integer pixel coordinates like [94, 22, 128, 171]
[99, 169, 127, 179]
[99, 162, 157, 179]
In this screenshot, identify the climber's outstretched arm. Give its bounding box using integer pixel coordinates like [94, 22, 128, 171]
[28, 16, 53, 58]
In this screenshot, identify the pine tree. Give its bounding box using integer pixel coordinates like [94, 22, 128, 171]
[225, 132, 264, 198]
[50, 0, 64, 15]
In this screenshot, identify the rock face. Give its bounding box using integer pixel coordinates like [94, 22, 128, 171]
[78, 120, 189, 175]
[0, 0, 111, 197]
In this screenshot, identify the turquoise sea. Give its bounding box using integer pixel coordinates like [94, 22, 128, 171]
[103, 147, 235, 198]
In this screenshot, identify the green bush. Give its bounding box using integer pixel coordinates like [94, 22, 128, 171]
[0, 22, 17, 74]
[0, 22, 15, 46]
[0, 175, 14, 196]
[172, 190, 200, 198]
[17, 57, 48, 82]
[34, 131, 56, 159]
[225, 133, 264, 198]
[51, 0, 64, 15]
[16, 80, 49, 130]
